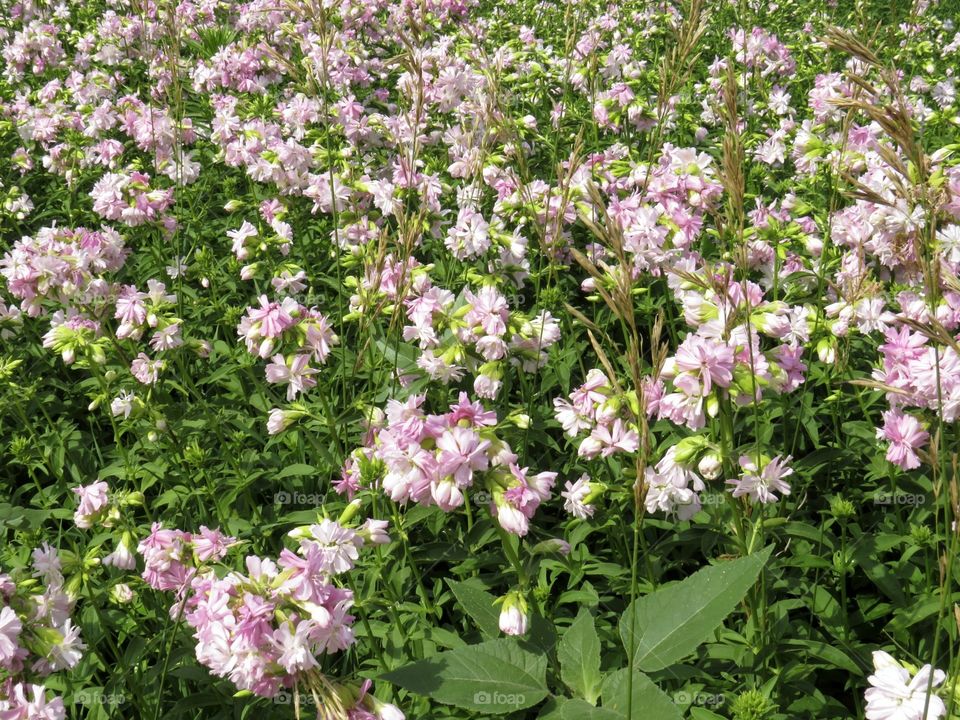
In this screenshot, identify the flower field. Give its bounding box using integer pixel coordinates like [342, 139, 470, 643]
[2, 0, 960, 718]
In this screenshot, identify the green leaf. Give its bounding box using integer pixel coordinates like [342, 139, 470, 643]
[619, 547, 772, 671]
[851, 536, 906, 606]
[446, 579, 500, 638]
[539, 698, 621, 720]
[781, 639, 864, 674]
[558, 609, 602, 704]
[600, 668, 683, 720]
[381, 639, 548, 714]
[274, 463, 316, 479]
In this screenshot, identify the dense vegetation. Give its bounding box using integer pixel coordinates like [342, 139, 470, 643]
[1, 0, 960, 718]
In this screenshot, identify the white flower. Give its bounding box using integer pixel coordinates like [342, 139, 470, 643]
[273, 621, 318, 674]
[110, 391, 136, 418]
[0, 606, 23, 664]
[865, 651, 947, 720]
[47, 619, 85, 671]
[560, 474, 595, 519]
[103, 538, 136, 570]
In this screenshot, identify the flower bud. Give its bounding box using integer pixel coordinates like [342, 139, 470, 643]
[673, 435, 709, 465]
[90, 344, 106, 365]
[498, 591, 529, 637]
[110, 583, 135, 604]
[698, 451, 723, 480]
[531, 538, 571, 556]
[338, 499, 364, 525]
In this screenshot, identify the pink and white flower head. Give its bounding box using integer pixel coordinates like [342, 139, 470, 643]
[72, 481, 110, 529]
[491, 465, 556, 536]
[877, 410, 928, 471]
[864, 651, 946, 720]
[644, 447, 704, 520]
[561, 473, 597, 519]
[0, 682, 66, 720]
[192, 526, 237, 562]
[670, 333, 735, 395]
[727, 454, 793, 504]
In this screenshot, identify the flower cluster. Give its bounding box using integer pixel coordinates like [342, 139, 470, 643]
[0, 226, 127, 317]
[0, 545, 85, 720]
[553, 369, 641, 459]
[338, 393, 556, 536]
[90, 169, 175, 229]
[730, 27, 796, 78]
[870, 325, 960, 469]
[347, 253, 561, 397]
[236, 295, 338, 400]
[138, 518, 400, 718]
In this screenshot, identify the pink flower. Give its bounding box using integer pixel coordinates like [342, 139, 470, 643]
[492, 465, 557, 536]
[303, 311, 337, 363]
[300, 520, 361, 575]
[498, 592, 528, 637]
[72, 481, 109, 528]
[103, 538, 136, 570]
[463, 286, 509, 336]
[0, 606, 23, 668]
[446, 392, 497, 427]
[553, 398, 593, 437]
[877, 410, 928, 470]
[227, 220, 258, 260]
[672, 334, 734, 395]
[561, 474, 595, 519]
[435, 427, 490, 487]
[335, 456, 362, 498]
[193, 527, 236, 562]
[130, 352, 163, 384]
[580, 419, 640, 458]
[273, 621, 318, 674]
[137, 523, 194, 591]
[265, 354, 318, 400]
[431, 478, 465, 510]
[114, 285, 147, 328]
[445, 207, 491, 259]
[727, 455, 793, 504]
[0, 683, 66, 720]
[247, 295, 298, 339]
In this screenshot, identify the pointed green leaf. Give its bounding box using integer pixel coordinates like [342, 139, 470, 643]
[539, 697, 621, 720]
[381, 639, 548, 714]
[601, 668, 682, 720]
[447, 578, 500, 638]
[619, 546, 772, 671]
[558, 609, 602, 703]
